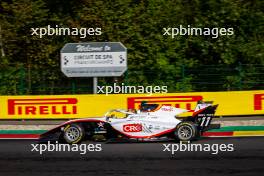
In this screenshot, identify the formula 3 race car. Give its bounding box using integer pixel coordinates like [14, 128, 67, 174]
[39, 101, 219, 144]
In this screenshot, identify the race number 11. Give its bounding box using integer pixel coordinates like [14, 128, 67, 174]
[200, 116, 211, 127]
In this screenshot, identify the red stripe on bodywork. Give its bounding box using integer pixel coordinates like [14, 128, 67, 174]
[192, 107, 206, 117]
[112, 127, 176, 138]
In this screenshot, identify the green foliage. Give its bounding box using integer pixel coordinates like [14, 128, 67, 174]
[0, 0, 263, 94]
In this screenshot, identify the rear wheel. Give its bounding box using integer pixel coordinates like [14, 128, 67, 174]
[175, 122, 198, 141]
[63, 124, 85, 144]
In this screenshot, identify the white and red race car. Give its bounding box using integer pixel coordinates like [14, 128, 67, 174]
[40, 101, 218, 144]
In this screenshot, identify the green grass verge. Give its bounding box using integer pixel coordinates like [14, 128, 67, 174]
[0, 130, 46, 134]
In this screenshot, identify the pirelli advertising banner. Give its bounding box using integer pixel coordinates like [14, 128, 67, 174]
[0, 90, 263, 119]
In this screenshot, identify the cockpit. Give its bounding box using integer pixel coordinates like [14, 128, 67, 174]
[104, 109, 134, 119]
[139, 104, 160, 112]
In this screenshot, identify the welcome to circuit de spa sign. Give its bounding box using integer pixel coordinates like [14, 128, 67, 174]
[60, 42, 127, 77]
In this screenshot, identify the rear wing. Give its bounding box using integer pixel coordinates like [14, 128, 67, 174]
[193, 101, 214, 115]
[187, 101, 219, 131]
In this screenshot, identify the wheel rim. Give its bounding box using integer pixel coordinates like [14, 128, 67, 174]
[178, 125, 193, 140]
[65, 127, 80, 142]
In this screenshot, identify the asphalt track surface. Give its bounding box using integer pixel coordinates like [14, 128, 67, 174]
[0, 137, 263, 176]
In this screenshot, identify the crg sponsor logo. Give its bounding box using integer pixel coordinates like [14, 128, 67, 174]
[127, 96, 203, 112]
[123, 124, 142, 132]
[8, 98, 77, 115]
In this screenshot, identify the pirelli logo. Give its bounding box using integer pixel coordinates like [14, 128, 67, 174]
[254, 94, 264, 110]
[127, 96, 203, 112]
[8, 98, 78, 115]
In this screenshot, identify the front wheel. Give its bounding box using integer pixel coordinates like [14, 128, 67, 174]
[63, 124, 85, 144]
[175, 122, 198, 141]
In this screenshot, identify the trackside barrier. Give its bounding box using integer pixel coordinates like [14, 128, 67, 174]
[0, 90, 263, 119]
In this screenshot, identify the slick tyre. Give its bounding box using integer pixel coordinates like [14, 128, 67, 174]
[63, 124, 85, 144]
[175, 122, 198, 142]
